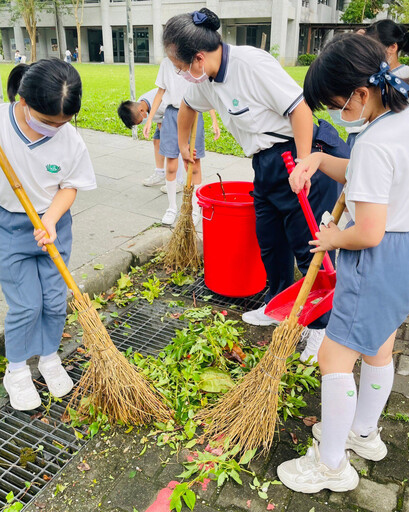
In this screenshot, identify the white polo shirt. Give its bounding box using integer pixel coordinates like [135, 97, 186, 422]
[183, 43, 303, 156]
[138, 88, 166, 123]
[0, 102, 96, 214]
[156, 57, 191, 109]
[345, 108, 409, 231]
[393, 64, 409, 80]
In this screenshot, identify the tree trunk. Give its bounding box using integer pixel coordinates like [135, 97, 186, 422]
[76, 22, 82, 63]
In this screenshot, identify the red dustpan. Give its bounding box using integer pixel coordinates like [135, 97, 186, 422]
[265, 152, 338, 327]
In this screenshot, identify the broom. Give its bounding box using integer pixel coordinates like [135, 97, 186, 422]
[196, 192, 346, 454]
[0, 144, 172, 426]
[163, 112, 201, 271]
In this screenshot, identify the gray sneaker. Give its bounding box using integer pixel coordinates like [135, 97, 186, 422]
[312, 422, 387, 461]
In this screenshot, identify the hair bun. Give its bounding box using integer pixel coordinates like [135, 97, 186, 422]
[198, 8, 220, 31]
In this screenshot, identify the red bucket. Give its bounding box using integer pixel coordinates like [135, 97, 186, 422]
[197, 181, 266, 297]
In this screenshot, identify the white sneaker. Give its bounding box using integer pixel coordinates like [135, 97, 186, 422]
[277, 440, 359, 493]
[161, 208, 177, 225]
[312, 423, 387, 461]
[38, 355, 74, 398]
[300, 328, 325, 364]
[3, 366, 42, 411]
[143, 171, 165, 187]
[192, 208, 202, 227]
[160, 183, 184, 194]
[242, 304, 280, 326]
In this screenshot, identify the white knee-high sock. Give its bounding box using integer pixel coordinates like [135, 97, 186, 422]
[166, 180, 177, 211]
[39, 352, 58, 363]
[320, 373, 357, 469]
[192, 185, 200, 213]
[8, 360, 27, 372]
[351, 360, 394, 437]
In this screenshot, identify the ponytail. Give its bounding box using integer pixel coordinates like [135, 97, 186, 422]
[365, 19, 409, 55]
[163, 8, 221, 64]
[6, 58, 82, 116]
[7, 64, 29, 103]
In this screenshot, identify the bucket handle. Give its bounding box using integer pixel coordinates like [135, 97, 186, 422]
[198, 201, 214, 221]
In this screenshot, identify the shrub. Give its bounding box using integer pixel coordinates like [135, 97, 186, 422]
[298, 53, 317, 66]
[399, 56, 409, 66]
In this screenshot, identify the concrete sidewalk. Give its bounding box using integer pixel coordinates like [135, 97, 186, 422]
[0, 129, 253, 343]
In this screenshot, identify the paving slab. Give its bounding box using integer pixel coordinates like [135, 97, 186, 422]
[328, 479, 400, 512]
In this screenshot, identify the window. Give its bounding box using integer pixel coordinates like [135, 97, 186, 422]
[336, 0, 344, 10]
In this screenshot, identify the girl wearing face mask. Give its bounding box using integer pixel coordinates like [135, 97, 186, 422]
[165, 8, 350, 364]
[143, 57, 220, 226]
[279, 33, 409, 494]
[0, 59, 96, 411]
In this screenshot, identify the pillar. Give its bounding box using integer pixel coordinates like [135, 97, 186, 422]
[13, 25, 25, 56]
[38, 28, 47, 59]
[2, 29, 12, 61]
[152, 0, 162, 64]
[101, 0, 114, 63]
[270, 0, 288, 65]
[80, 26, 90, 62]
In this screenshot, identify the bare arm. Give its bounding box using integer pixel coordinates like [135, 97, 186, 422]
[209, 109, 220, 140]
[178, 102, 197, 164]
[289, 100, 314, 160]
[310, 201, 387, 252]
[143, 88, 165, 139]
[34, 188, 77, 251]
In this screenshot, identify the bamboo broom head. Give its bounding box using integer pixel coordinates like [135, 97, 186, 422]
[163, 185, 201, 272]
[64, 293, 173, 425]
[196, 317, 304, 454]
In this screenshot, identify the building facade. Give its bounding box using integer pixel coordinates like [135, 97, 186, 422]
[0, 0, 346, 66]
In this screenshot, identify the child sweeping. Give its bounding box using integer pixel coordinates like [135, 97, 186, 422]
[1, 59, 96, 411]
[163, 8, 349, 363]
[278, 33, 409, 493]
[143, 57, 219, 226]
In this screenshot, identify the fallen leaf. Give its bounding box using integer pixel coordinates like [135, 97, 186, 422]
[34, 501, 46, 508]
[170, 312, 182, 319]
[62, 333, 72, 338]
[247, 500, 252, 508]
[267, 504, 275, 510]
[303, 416, 318, 427]
[65, 365, 74, 371]
[257, 340, 270, 347]
[77, 462, 90, 472]
[221, 310, 228, 316]
[290, 432, 298, 445]
[76, 347, 86, 354]
[40, 417, 50, 425]
[93, 264, 104, 270]
[43, 475, 51, 481]
[30, 412, 43, 421]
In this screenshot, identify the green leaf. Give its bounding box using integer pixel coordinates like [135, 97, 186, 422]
[182, 489, 196, 510]
[253, 477, 260, 487]
[258, 491, 268, 499]
[239, 448, 257, 465]
[117, 273, 132, 290]
[0, 384, 7, 398]
[217, 471, 228, 487]
[129, 470, 137, 479]
[184, 419, 197, 440]
[199, 368, 235, 393]
[93, 263, 105, 270]
[110, 311, 119, 318]
[6, 491, 14, 503]
[185, 439, 197, 449]
[229, 469, 242, 485]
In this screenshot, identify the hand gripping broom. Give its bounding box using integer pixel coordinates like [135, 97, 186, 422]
[0, 144, 172, 425]
[163, 112, 201, 271]
[196, 192, 346, 454]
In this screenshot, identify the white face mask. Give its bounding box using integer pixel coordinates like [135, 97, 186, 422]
[327, 92, 366, 129]
[180, 63, 208, 84]
[24, 106, 64, 137]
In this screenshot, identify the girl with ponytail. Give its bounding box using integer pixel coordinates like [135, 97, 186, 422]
[1, 58, 96, 411]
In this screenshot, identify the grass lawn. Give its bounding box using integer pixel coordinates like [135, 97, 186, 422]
[0, 62, 345, 156]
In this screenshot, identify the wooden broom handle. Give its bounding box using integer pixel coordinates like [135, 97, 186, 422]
[289, 191, 346, 322]
[186, 112, 199, 189]
[0, 144, 82, 300]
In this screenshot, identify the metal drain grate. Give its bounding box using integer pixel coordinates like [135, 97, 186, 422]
[0, 301, 184, 508]
[169, 276, 268, 311]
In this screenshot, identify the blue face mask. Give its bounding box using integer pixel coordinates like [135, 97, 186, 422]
[327, 93, 366, 128]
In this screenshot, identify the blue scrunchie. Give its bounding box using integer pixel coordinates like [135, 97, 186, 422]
[369, 61, 409, 106]
[192, 11, 208, 25]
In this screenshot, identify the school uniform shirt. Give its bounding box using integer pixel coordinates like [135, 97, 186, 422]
[155, 57, 191, 109]
[0, 102, 96, 214]
[393, 64, 409, 80]
[137, 88, 166, 123]
[183, 43, 303, 156]
[345, 108, 409, 231]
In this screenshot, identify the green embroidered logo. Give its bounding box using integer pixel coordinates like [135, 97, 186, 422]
[346, 391, 355, 397]
[371, 384, 381, 390]
[46, 164, 61, 174]
[232, 99, 239, 107]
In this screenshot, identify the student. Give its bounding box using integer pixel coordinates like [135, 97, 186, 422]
[163, 8, 349, 362]
[14, 50, 20, 65]
[117, 89, 185, 192]
[0, 59, 96, 411]
[143, 57, 220, 226]
[64, 49, 72, 64]
[99, 44, 104, 63]
[278, 33, 409, 493]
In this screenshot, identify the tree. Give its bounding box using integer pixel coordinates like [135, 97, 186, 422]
[388, 0, 409, 22]
[341, 0, 384, 22]
[73, 0, 84, 62]
[11, 0, 39, 62]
